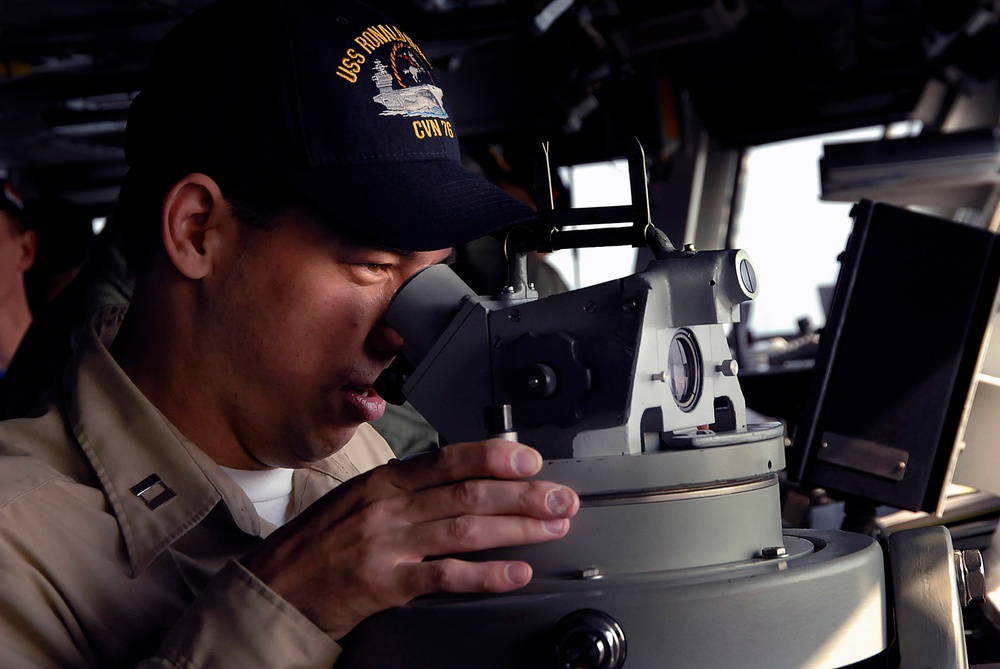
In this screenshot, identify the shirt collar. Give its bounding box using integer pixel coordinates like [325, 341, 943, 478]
[66, 305, 265, 576]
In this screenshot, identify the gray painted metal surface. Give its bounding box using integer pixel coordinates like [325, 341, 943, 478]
[339, 530, 886, 668]
[889, 526, 969, 669]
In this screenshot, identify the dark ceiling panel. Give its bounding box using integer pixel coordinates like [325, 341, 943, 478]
[0, 0, 996, 209]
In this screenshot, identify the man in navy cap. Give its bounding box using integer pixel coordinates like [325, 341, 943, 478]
[0, 1, 578, 666]
[0, 179, 35, 375]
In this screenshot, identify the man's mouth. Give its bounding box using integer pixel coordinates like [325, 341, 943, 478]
[344, 385, 387, 422]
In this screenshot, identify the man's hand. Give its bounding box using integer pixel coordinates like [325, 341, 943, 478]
[241, 439, 579, 640]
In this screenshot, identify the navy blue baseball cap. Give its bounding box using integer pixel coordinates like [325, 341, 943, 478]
[125, 0, 537, 251]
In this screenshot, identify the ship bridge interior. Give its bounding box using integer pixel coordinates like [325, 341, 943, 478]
[3, 1, 1000, 667]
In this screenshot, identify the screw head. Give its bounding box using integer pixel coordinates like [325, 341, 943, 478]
[575, 567, 602, 580]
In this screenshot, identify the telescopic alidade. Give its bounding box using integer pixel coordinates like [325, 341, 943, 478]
[344, 142, 899, 669]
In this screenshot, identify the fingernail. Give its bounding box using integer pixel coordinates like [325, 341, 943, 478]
[543, 518, 567, 535]
[547, 488, 574, 515]
[512, 448, 540, 476]
[505, 563, 531, 586]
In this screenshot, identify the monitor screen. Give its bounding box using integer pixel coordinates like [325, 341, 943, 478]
[788, 199, 1000, 513]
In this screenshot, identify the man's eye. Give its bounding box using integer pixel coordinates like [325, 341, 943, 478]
[364, 263, 390, 273]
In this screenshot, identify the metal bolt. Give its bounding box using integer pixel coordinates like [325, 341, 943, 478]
[584, 300, 598, 314]
[576, 567, 603, 580]
[716, 359, 739, 376]
[955, 549, 986, 607]
[503, 285, 516, 294]
[761, 546, 787, 559]
[683, 243, 697, 252]
[652, 371, 669, 383]
[553, 609, 625, 669]
[508, 309, 521, 323]
[896, 461, 906, 471]
[621, 298, 638, 312]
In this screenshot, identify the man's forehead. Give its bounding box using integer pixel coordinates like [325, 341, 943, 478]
[278, 203, 446, 264]
[285, 204, 454, 262]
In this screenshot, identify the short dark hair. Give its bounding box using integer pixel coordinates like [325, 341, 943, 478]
[113, 166, 303, 275]
[0, 210, 28, 236]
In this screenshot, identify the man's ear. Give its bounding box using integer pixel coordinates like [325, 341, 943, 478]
[16, 229, 36, 273]
[161, 173, 228, 280]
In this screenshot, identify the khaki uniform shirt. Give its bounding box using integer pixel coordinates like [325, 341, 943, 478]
[0, 305, 395, 668]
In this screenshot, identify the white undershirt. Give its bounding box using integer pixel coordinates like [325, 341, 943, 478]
[219, 466, 295, 526]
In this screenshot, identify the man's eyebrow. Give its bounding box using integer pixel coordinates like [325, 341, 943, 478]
[370, 245, 458, 265]
[369, 245, 414, 256]
[371, 246, 457, 265]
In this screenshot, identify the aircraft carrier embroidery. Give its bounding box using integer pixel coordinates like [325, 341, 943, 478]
[371, 55, 448, 119]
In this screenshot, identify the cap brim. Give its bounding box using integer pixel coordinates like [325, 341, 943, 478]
[283, 158, 539, 251]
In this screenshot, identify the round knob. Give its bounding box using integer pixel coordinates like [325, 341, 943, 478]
[716, 359, 739, 377]
[520, 363, 557, 398]
[553, 609, 626, 669]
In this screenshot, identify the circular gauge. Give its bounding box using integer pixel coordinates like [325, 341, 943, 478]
[667, 329, 702, 412]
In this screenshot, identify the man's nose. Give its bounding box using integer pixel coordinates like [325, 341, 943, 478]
[369, 321, 405, 356]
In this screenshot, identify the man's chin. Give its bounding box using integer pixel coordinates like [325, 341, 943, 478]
[291, 424, 362, 465]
